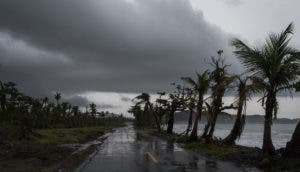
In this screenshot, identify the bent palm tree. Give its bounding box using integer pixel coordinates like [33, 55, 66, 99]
[231, 23, 300, 155]
[223, 76, 254, 145]
[182, 71, 211, 141]
[135, 93, 161, 132]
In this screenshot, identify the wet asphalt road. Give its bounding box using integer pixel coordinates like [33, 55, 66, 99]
[74, 124, 260, 172]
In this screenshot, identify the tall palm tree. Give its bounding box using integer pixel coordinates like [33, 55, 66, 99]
[185, 89, 196, 136]
[182, 70, 211, 141]
[202, 54, 234, 140]
[231, 23, 300, 155]
[223, 76, 254, 145]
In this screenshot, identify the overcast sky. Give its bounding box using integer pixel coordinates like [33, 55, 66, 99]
[0, 0, 299, 117]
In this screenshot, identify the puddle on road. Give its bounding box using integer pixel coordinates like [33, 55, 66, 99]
[74, 124, 262, 172]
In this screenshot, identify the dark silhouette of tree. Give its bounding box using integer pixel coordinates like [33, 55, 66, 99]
[182, 70, 211, 141]
[89, 103, 97, 117]
[166, 84, 188, 134]
[54, 92, 61, 105]
[223, 76, 255, 144]
[135, 93, 161, 132]
[0, 80, 123, 139]
[231, 23, 300, 155]
[201, 52, 235, 141]
[184, 89, 196, 136]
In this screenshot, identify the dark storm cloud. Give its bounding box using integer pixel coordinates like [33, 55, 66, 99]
[0, 0, 239, 96]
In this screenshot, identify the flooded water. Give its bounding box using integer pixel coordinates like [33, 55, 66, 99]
[173, 123, 297, 148]
[74, 124, 261, 172]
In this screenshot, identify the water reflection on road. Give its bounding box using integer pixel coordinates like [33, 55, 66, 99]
[74, 124, 260, 172]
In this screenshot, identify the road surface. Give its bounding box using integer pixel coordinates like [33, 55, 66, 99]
[74, 124, 260, 172]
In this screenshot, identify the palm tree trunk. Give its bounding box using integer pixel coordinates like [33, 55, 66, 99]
[283, 121, 300, 158]
[262, 93, 276, 156]
[148, 102, 161, 132]
[185, 108, 193, 136]
[201, 123, 210, 138]
[223, 102, 244, 145]
[189, 95, 203, 141]
[167, 103, 176, 134]
[207, 112, 218, 139]
[207, 91, 224, 140]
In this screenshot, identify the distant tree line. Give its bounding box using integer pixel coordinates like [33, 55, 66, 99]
[0, 81, 124, 139]
[129, 23, 300, 158]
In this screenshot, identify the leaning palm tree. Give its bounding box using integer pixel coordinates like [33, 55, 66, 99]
[231, 23, 300, 155]
[282, 81, 300, 161]
[135, 93, 161, 132]
[223, 76, 255, 145]
[182, 70, 211, 141]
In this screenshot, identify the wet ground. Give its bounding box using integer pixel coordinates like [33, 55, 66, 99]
[74, 124, 261, 172]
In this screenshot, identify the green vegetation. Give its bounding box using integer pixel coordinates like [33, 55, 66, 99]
[232, 23, 300, 156]
[30, 125, 122, 145]
[0, 80, 126, 171]
[0, 121, 125, 172]
[184, 141, 252, 158]
[0, 80, 125, 141]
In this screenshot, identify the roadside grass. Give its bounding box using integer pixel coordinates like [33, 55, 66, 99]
[0, 122, 125, 172]
[30, 124, 123, 144]
[183, 140, 254, 158]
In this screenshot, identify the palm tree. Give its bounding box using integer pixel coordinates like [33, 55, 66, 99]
[223, 76, 254, 145]
[54, 92, 61, 105]
[166, 84, 188, 134]
[89, 102, 97, 117]
[185, 89, 196, 136]
[282, 81, 300, 161]
[231, 23, 300, 155]
[135, 93, 161, 132]
[202, 54, 234, 140]
[182, 71, 211, 141]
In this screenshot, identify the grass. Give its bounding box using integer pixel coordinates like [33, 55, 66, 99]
[183, 140, 254, 158]
[30, 125, 119, 144]
[0, 122, 125, 172]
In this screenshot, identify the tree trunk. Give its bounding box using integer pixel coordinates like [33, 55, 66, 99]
[283, 121, 300, 158]
[148, 102, 161, 132]
[167, 103, 177, 134]
[262, 93, 276, 156]
[185, 108, 193, 136]
[189, 95, 203, 141]
[207, 112, 218, 139]
[201, 123, 210, 138]
[206, 88, 224, 140]
[223, 98, 244, 145]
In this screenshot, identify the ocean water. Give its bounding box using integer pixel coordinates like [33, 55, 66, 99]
[173, 123, 297, 148]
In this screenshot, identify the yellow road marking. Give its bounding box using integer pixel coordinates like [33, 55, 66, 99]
[145, 151, 159, 164]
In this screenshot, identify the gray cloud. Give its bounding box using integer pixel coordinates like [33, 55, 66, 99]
[0, 0, 239, 96]
[97, 103, 119, 109]
[220, 0, 242, 5]
[62, 95, 90, 107]
[120, 96, 132, 102]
